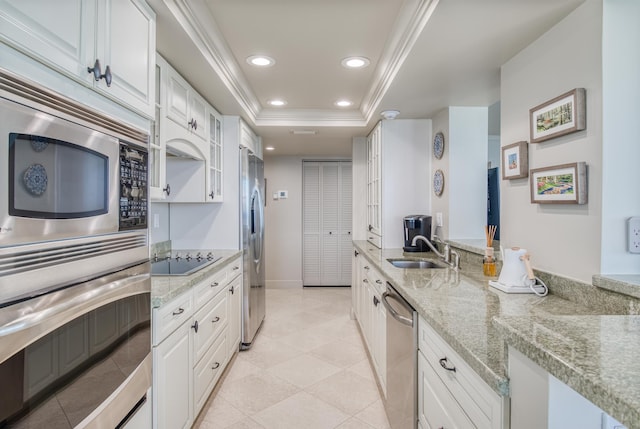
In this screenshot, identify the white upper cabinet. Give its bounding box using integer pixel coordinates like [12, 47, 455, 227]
[208, 109, 224, 202]
[166, 68, 208, 143]
[0, 0, 156, 118]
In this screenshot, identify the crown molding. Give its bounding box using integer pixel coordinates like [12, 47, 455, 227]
[360, 0, 440, 123]
[161, 0, 438, 128]
[256, 109, 367, 127]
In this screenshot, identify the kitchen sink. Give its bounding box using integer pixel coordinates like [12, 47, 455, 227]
[386, 258, 446, 269]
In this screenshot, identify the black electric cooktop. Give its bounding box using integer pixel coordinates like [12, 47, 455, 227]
[151, 255, 221, 276]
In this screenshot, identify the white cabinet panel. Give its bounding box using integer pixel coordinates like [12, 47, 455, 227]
[0, 0, 155, 117]
[154, 321, 192, 429]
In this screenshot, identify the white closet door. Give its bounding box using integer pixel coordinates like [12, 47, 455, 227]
[303, 164, 321, 285]
[303, 162, 352, 286]
[321, 164, 340, 285]
[340, 163, 353, 285]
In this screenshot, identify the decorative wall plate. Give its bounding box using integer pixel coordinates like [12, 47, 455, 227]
[30, 137, 49, 152]
[433, 169, 444, 196]
[23, 163, 48, 196]
[433, 132, 445, 159]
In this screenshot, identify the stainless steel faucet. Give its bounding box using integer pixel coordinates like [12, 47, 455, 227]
[411, 234, 460, 269]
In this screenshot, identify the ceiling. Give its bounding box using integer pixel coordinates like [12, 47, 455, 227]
[149, 0, 585, 157]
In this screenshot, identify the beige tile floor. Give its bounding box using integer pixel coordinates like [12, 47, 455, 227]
[195, 287, 391, 429]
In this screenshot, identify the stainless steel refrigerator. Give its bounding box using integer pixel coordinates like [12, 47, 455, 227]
[240, 147, 265, 349]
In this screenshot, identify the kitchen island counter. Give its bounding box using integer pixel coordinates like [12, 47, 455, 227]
[353, 240, 639, 428]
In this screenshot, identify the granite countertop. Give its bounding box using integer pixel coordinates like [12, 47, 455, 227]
[352, 240, 639, 428]
[150, 249, 242, 308]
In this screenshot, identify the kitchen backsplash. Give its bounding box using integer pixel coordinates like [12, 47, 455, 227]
[449, 241, 640, 315]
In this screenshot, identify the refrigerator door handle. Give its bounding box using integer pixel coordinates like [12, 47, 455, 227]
[251, 187, 264, 268]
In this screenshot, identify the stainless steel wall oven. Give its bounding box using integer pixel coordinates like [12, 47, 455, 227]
[0, 68, 152, 427]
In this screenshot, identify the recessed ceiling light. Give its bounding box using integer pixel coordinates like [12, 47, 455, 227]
[290, 130, 318, 135]
[341, 57, 370, 69]
[265, 146, 275, 151]
[268, 99, 287, 107]
[335, 100, 352, 107]
[247, 55, 275, 67]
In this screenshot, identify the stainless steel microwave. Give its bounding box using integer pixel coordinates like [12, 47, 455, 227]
[0, 68, 150, 306]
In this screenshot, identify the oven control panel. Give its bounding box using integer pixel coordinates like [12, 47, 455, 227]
[119, 143, 148, 230]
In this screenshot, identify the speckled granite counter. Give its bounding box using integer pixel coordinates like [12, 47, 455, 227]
[594, 274, 640, 299]
[151, 249, 241, 308]
[353, 240, 639, 428]
[493, 315, 640, 428]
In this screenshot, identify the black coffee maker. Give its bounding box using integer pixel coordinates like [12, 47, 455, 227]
[403, 215, 432, 252]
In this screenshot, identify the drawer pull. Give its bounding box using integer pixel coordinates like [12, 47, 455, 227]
[191, 320, 199, 333]
[229, 286, 234, 294]
[439, 357, 456, 372]
[211, 282, 219, 287]
[172, 308, 184, 316]
[375, 279, 382, 284]
[212, 362, 220, 370]
[363, 279, 369, 283]
[212, 316, 220, 323]
[233, 266, 240, 270]
[364, 266, 370, 270]
[373, 296, 380, 306]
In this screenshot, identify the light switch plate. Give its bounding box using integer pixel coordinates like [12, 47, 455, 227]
[602, 412, 627, 429]
[628, 217, 640, 253]
[436, 212, 443, 227]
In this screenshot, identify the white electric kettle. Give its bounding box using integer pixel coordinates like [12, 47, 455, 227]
[489, 247, 548, 295]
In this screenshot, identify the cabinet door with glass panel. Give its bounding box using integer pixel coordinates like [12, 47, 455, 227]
[207, 107, 223, 202]
[149, 64, 168, 200]
[367, 122, 382, 245]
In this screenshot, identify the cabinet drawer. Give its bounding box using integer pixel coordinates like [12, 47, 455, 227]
[193, 268, 227, 308]
[226, 257, 242, 280]
[418, 318, 504, 429]
[192, 290, 227, 364]
[194, 333, 227, 413]
[364, 266, 386, 296]
[153, 293, 193, 346]
[418, 350, 474, 429]
[367, 234, 382, 249]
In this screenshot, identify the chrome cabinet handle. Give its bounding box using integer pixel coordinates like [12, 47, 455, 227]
[212, 316, 220, 323]
[229, 286, 234, 294]
[191, 320, 199, 333]
[188, 118, 198, 130]
[211, 282, 219, 287]
[212, 362, 220, 370]
[172, 308, 184, 316]
[163, 184, 171, 195]
[439, 357, 456, 372]
[373, 296, 379, 306]
[209, 191, 215, 199]
[354, 250, 359, 257]
[103, 65, 112, 87]
[375, 280, 382, 284]
[364, 266, 370, 270]
[87, 59, 112, 87]
[233, 266, 240, 270]
[363, 279, 368, 283]
[368, 224, 373, 231]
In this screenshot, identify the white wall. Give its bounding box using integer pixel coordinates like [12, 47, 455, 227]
[601, 0, 640, 274]
[449, 107, 489, 240]
[264, 156, 304, 288]
[264, 155, 351, 288]
[431, 108, 450, 239]
[500, 0, 603, 282]
[430, 107, 488, 240]
[149, 202, 170, 244]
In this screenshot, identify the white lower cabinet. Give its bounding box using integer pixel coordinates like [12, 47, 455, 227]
[154, 320, 192, 429]
[152, 256, 242, 428]
[353, 252, 387, 396]
[418, 317, 508, 429]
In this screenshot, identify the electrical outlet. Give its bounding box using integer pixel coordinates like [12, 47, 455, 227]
[628, 217, 640, 254]
[601, 412, 627, 429]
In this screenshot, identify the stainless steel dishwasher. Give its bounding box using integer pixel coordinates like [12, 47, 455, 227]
[381, 282, 418, 429]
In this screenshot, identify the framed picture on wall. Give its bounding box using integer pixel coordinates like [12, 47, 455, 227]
[530, 162, 587, 204]
[529, 88, 586, 143]
[501, 141, 528, 180]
